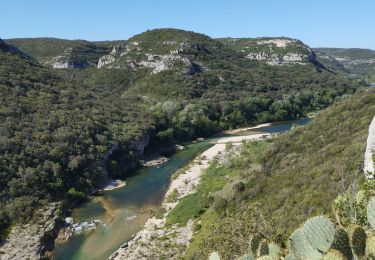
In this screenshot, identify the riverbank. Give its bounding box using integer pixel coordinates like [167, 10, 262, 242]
[224, 123, 272, 134]
[52, 118, 310, 259]
[109, 133, 270, 259]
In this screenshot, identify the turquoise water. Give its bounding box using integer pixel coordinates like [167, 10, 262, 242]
[256, 117, 310, 133]
[53, 140, 213, 260]
[53, 118, 310, 260]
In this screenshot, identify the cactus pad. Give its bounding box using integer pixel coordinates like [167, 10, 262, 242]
[237, 255, 255, 260]
[250, 234, 262, 255]
[257, 240, 269, 257]
[268, 242, 281, 258]
[283, 255, 299, 260]
[368, 196, 375, 230]
[330, 228, 352, 259]
[323, 249, 345, 260]
[303, 216, 335, 253]
[350, 225, 367, 258]
[289, 228, 322, 260]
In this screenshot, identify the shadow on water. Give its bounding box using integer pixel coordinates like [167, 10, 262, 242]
[53, 117, 310, 260]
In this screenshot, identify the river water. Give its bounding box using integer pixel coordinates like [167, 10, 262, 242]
[53, 117, 310, 260]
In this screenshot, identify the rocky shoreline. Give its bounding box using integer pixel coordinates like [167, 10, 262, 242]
[55, 217, 105, 245]
[0, 203, 62, 260]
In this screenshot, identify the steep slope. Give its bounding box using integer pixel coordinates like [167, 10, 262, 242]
[181, 89, 375, 259]
[0, 39, 154, 244]
[8, 30, 360, 102]
[6, 38, 115, 68]
[314, 47, 375, 81]
[219, 37, 320, 66]
[99, 31, 342, 101]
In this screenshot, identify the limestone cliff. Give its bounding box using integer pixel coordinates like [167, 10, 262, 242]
[0, 203, 62, 260]
[219, 37, 319, 66]
[365, 116, 375, 179]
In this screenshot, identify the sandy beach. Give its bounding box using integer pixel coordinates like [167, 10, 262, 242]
[109, 132, 270, 259]
[224, 123, 272, 134]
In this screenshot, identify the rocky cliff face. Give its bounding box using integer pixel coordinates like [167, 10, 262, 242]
[0, 203, 62, 260]
[97, 40, 202, 75]
[220, 37, 319, 66]
[104, 131, 152, 179]
[46, 47, 97, 69]
[365, 116, 375, 179]
[314, 48, 375, 79]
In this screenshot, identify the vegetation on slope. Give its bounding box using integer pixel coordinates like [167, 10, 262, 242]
[0, 39, 154, 237]
[0, 29, 369, 242]
[6, 38, 115, 68]
[218, 37, 314, 60]
[314, 47, 375, 82]
[181, 90, 375, 259]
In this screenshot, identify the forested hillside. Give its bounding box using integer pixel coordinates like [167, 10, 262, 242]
[314, 47, 375, 82]
[0, 39, 154, 240]
[183, 89, 375, 259]
[0, 29, 366, 242]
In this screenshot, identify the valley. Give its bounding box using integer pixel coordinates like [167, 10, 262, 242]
[0, 27, 374, 260]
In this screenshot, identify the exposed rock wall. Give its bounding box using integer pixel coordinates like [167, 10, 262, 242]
[364, 116, 375, 179]
[0, 203, 62, 260]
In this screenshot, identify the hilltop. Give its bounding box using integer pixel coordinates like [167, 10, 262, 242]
[6, 38, 116, 69]
[7, 29, 358, 101]
[218, 37, 321, 66]
[314, 47, 375, 81]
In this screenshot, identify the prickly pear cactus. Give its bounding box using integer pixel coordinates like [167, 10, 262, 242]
[350, 225, 367, 258]
[237, 254, 255, 260]
[330, 228, 353, 259]
[303, 216, 335, 253]
[256, 256, 274, 260]
[209, 251, 220, 260]
[289, 228, 322, 260]
[323, 249, 345, 260]
[283, 255, 299, 260]
[268, 242, 281, 258]
[257, 240, 269, 257]
[250, 234, 262, 255]
[365, 233, 375, 258]
[368, 196, 375, 230]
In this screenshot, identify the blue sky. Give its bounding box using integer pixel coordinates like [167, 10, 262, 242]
[2, 0, 374, 49]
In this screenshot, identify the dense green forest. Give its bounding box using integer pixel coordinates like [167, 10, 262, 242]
[0, 29, 367, 241]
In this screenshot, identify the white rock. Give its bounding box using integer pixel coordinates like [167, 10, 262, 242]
[98, 54, 116, 68]
[256, 38, 296, 47]
[364, 116, 375, 179]
[65, 217, 74, 225]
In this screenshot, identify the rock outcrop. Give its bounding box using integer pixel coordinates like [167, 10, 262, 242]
[221, 37, 319, 66]
[364, 116, 375, 179]
[46, 47, 94, 69]
[97, 43, 202, 75]
[245, 39, 317, 65]
[0, 203, 62, 260]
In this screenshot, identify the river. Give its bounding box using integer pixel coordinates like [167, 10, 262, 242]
[53, 117, 310, 260]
